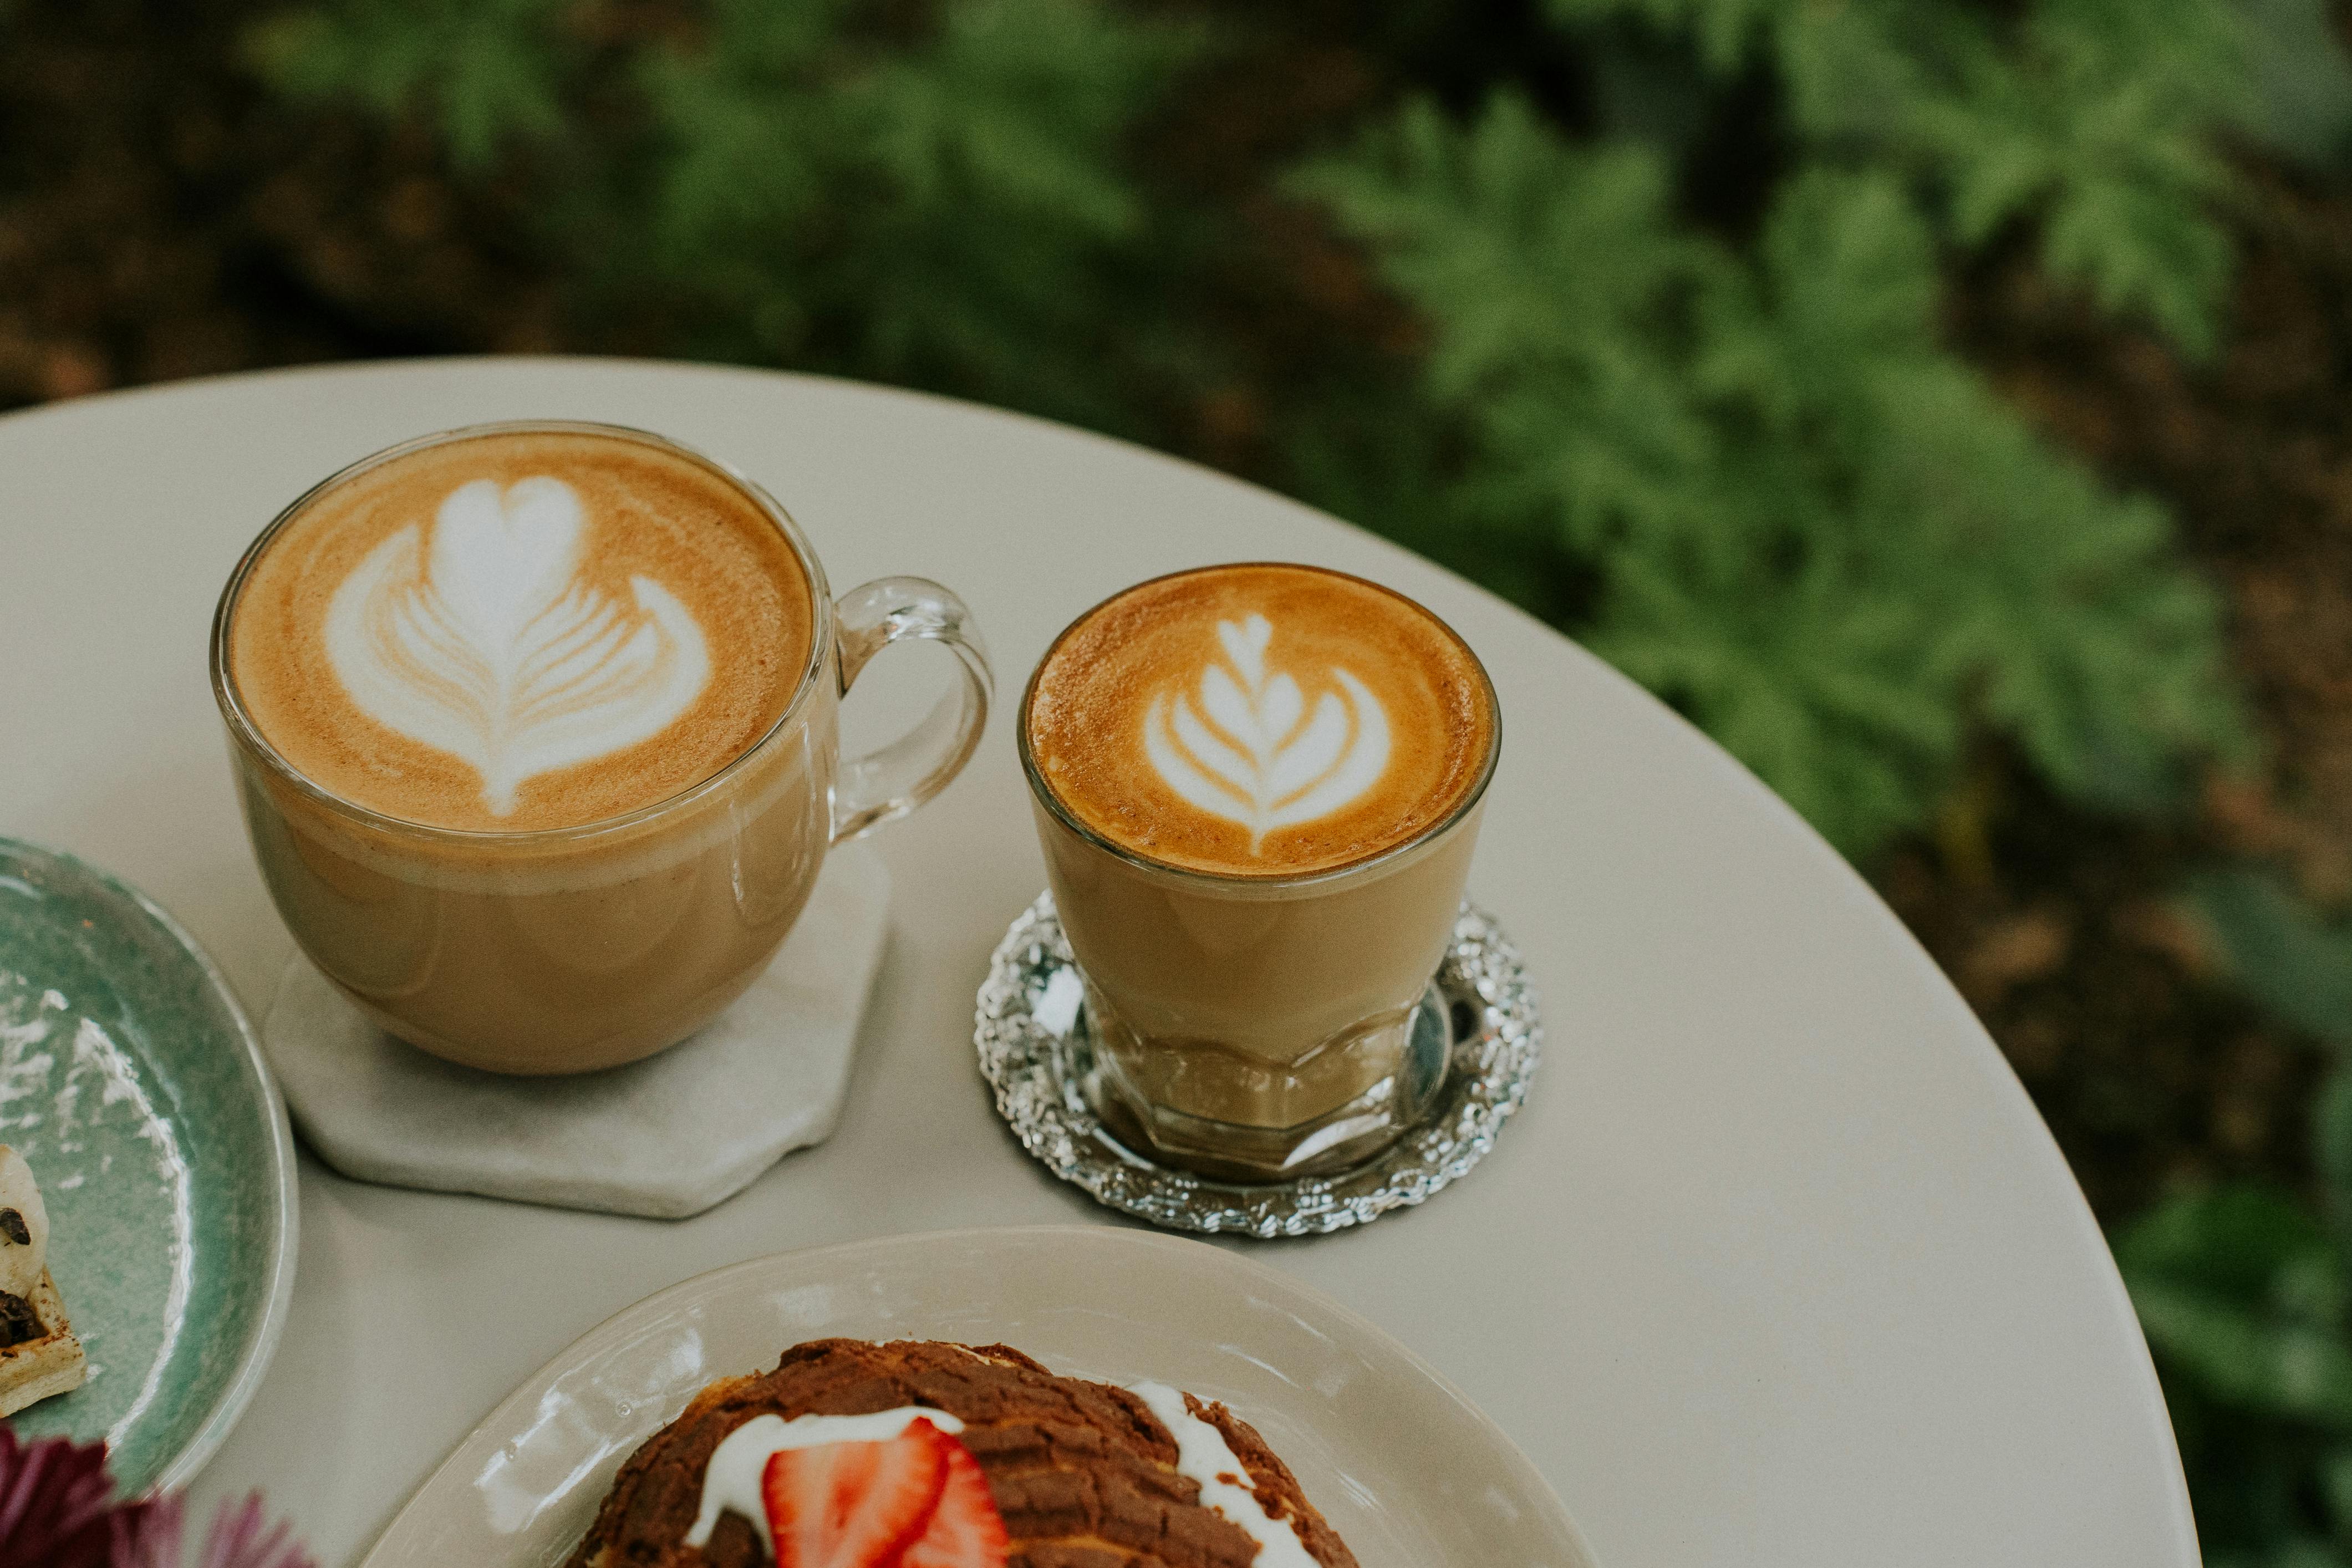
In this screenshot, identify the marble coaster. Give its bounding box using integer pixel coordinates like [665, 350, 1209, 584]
[261, 844, 890, 1220]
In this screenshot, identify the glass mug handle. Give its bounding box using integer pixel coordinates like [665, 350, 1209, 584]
[829, 576, 992, 843]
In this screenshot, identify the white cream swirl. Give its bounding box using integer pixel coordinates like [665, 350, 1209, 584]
[0, 1146, 47, 1299]
[1143, 614, 1390, 851]
[323, 476, 709, 816]
[1128, 1381, 1321, 1568]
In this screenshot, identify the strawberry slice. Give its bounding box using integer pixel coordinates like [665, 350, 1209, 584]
[899, 1423, 1011, 1568]
[761, 1429, 948, 1568]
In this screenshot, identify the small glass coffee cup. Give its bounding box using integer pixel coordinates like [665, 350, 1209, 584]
[1020, 563, 1499, 1182]
[211, 420, 990, 1075]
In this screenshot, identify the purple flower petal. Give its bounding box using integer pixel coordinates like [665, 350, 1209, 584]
[0, 1431, 315, 1568]
[109, 1491, 181, 1568]
[0, 1428, 117, 1568]
[194, 1494, 314, 1568]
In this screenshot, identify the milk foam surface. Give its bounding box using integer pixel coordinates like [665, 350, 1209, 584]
[1026, 565, 1493, 876]
[229, 430, 813, 832]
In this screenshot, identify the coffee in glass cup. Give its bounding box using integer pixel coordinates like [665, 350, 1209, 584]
[212, 421, 989, 1075]
[1021, 563, 1498, 1180]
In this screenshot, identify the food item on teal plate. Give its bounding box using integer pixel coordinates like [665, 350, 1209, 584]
[566, 1338, 1360, 1568]
[0, 1144, 86, 1417]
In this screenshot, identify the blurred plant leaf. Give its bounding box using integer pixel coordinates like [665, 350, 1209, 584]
[2193, 869, 2352, 1045]
[245, 0, 577, 171]
[618, 0, 1203, 427]
[1542, 0, 1780, 74]
[1544, 0, 2263, 357]
[2115, 1182, 2334, 1301]
[2129, 878, 2352, 1559]
[250, 0, 1205, 434]
[2323, 1446, 2352, 1540]
[1296, 118, 2242, 855]
[1289, 92, 1713, 558]
[2119, 1178, 2352, 1568]
[2230, 1540, 2352, 1568]
[2130, 1272, 2352, 1428]
[2234, 0, 2352, 174]
[2318, 1071, 2352, 1236]
[1886, 0, 2247, 358]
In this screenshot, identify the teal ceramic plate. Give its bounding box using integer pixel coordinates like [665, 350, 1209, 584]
[0, 838, 297, 1495]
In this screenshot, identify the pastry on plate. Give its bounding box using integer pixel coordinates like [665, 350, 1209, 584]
[567, 1337, 1358, 1568]
[0, 1144, 85, 1417]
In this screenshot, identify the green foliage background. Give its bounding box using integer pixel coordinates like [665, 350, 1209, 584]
[243, 0, 2261, 862]
[2132, 874, 2352, 1565]
[233, 0, 2352, 1555]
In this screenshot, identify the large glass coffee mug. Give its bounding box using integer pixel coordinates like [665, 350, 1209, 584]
[211, 421, 989, 1075]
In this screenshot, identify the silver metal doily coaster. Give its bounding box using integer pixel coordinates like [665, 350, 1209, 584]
[975, 892, 1541, 1239]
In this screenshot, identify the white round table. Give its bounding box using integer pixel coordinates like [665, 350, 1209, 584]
[0, 359, 2194, 1566]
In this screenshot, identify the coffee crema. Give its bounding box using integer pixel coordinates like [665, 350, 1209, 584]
[228, 429, 813, 833]
[1024, 564, 1494, 878]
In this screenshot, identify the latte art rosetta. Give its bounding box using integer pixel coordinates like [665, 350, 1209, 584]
[324, 476, 711, 817]
[1143, 614, 1391, 851]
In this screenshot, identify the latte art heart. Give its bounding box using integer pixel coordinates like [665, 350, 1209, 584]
[1143, 614, 1392, 851]
[324, 476, 711, 817]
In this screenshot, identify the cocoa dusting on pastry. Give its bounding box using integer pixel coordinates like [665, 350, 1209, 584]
[0, 1289, 43, 1347]
[563, 1338, 1360, 1568]
[0, 1209, 28, 1246]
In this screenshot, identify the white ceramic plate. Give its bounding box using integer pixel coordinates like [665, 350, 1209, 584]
[360, 1226, 1598, 1568]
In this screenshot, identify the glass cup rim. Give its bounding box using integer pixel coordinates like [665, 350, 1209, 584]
[208, 418, 838, 848]
[1016, 561, 1503, 893]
